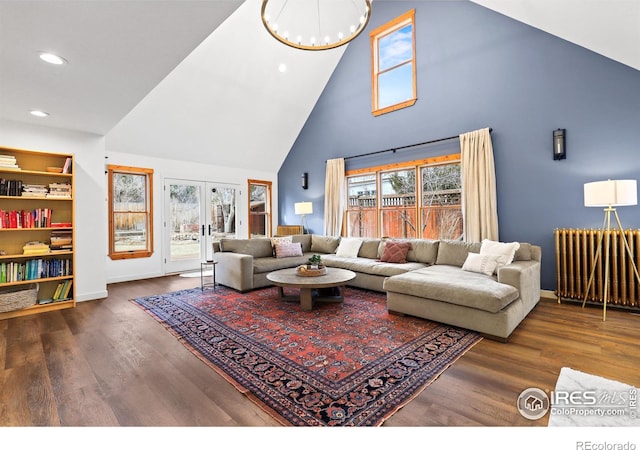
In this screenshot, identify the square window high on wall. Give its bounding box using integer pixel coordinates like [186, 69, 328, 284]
[370, 9, 417, 116]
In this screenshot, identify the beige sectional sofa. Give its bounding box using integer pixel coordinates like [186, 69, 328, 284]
[212, 234, 541, 341]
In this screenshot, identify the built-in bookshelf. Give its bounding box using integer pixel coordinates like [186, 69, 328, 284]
[0, 146, 75, 320]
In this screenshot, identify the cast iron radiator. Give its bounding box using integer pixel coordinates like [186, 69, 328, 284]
[554, 228, 640, 310]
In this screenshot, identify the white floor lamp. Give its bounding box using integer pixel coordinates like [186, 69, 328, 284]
[294, 201, 313, 234]
[582, 179, 640, 321]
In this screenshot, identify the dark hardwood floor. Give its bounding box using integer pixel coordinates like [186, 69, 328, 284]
[1, 274, 639, 428]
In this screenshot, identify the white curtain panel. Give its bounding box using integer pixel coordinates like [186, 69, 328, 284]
[460, 128, 499, 242]
[324, 158, 345, 236]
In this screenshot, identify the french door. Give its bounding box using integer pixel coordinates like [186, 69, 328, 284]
[164, 179, 238, 273]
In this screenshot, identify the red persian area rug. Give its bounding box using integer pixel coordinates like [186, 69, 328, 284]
[132, 286, 481, 426]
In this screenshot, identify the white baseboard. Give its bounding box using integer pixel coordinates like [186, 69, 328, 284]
[76, 290, 108, 302]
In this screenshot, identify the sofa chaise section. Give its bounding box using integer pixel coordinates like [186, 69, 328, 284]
[384, 242, 542, 341]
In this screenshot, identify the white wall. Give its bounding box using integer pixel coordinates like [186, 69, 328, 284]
[104, 149, 279, 284]
[0, 119, 108, 301]
[0, 119, 280, 300]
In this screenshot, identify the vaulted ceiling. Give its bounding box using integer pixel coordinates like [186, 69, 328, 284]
[1, 0, 638, 171]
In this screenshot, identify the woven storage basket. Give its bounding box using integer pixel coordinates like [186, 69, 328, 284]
[0, 284, 38, 313]
[296, 265, 327, 277]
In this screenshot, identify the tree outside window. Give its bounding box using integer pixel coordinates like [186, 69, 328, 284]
[345, 155, 462, 240]
[108, 165, 154, 259]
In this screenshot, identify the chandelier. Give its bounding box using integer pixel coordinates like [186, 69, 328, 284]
[261, 0, 372, 51]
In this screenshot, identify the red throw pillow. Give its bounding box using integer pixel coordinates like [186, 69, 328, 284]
[379, 241, 412, 264]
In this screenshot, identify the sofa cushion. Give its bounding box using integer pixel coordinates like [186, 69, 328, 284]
[321, 254, 425, 277]
[336, 237, 363, 258]
[514, 242, 532, 261]
[292, 234, 312, 253]
[480, 239, 520, 273]
[310, 235, 340, 254]
[406, 239, 439, 264]
[253, 255, 309, 273]
[220, 238, 273, 258]
[383, 265, 519, 313]
[274, 242, 303, 258]
[357, 238, 382, 259]
[462, 253, 500, 276]
[378, 239, 439, 264]
[379, 240, 412, 263]
[434, 240, 480, 267]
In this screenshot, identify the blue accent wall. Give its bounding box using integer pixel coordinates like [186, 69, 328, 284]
[278, 1, 640, 291]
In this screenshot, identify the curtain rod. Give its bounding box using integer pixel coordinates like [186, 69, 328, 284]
[332, 128, 492, 163]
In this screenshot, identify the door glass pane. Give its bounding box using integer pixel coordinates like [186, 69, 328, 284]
[169, 184, 201, 261]
[210, 186, 236, 240]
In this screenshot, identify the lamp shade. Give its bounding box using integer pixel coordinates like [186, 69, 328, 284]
[584, 179, 638, 207]
[294, 202, 313, 215]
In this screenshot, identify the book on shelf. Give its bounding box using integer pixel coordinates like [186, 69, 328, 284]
[0, 179, 23, 196]
[0, 155, 20, 170]
[61, 280, 72, 299]
[50, 229, 72, 251]
[22, 184, 48, 198]
[51, 222, 72, 228]
[53, 280, 72, 301]
[62, 157, 72, 174]
[0, 208, 52, 229]
[52, 281, 64, 300]
[46, 182, 71, 198]
[23, 241, 51, 255]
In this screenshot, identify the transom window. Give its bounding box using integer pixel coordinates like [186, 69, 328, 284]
[370, 9, 417, 116]
[346, 154, 462, 240]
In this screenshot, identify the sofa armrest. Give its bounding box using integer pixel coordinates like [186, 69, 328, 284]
[497, 260, 541, 307]
[214, 251, 254, 291]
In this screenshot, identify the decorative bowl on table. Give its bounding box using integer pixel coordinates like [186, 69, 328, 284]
[296, 264, 327, 277]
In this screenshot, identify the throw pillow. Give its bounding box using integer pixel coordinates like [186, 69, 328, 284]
[274, 242, 303, 258]
[335, 238, 363, 258]
[379, 241, 412, 264]
[435, 240, 479, 267]
[310, 235, 341, 254]
[480, 239, 520, 269]
[462, 253, 501, 276]
[270, 235, 292, 256]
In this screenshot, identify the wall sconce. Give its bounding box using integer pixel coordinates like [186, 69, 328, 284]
[301, 172, 308, 189]
[553, 129, 566, 160]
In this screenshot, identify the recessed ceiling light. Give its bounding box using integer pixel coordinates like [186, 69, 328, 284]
[30, 110, 49, 117]
[278, 63, 287, 73]
[39, 52, 67, 65]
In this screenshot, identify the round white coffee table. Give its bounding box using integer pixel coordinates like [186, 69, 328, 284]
[266, 267, 356, 311]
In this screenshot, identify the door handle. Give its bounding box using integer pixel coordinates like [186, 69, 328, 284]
[201, 224, 205, 236]
[208, 224, 211, 235]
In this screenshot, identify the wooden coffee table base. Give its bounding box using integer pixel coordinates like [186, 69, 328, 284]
[266, 268, 356, 311]
[276, 286, 345, 311]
